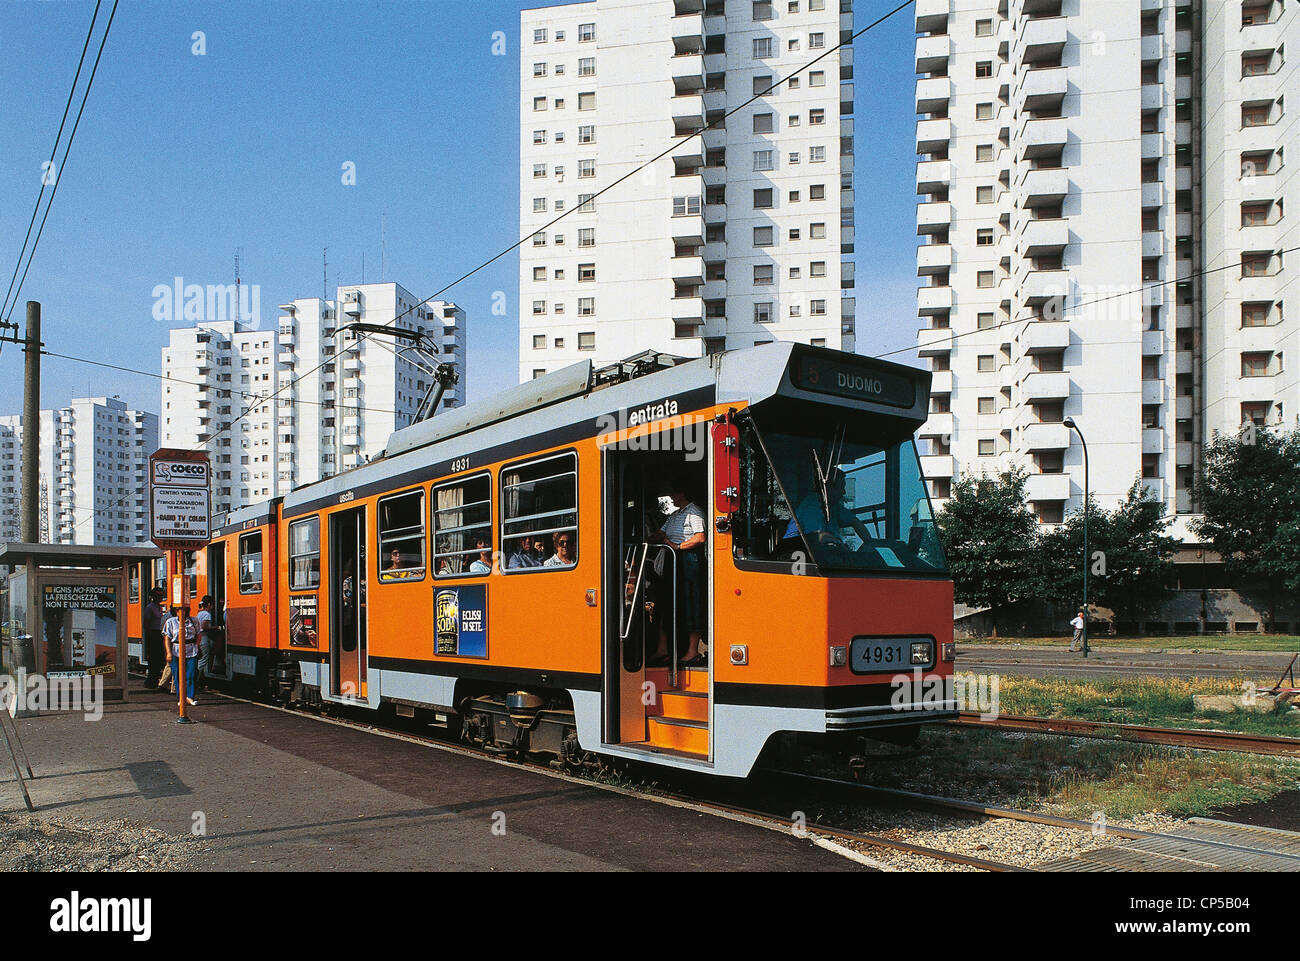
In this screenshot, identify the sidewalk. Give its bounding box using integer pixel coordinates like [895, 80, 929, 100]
[956, 643, 1297, 681]
[0, 682, 863, 872]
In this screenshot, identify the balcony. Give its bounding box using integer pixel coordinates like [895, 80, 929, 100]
[1026, 472, 1071, 502]
[916, 201, 952, 235]
[1020, 321, 1069, 354]
[916, 118, 952, 154]
[915, 34, 950, 74]
[929, 370, 953, 394]
[1020, 218, 1068, 257]
[1021, 167, 1068, 207]
[1021, 269, 1070, 305]
[1176, 396, 1193, 420]
[1176, 444, 1194, 469]
[671, 214, 705, 245]
[1022, 371, 1071, 401]
[916, 325, 954, 356]
[671, 93, 704, 131]
[920, 412, 952, 437]
[917, 286, 954, 316]
[916, 159, 953, 194]
[1019, 66, 1067, 113]
[920, 454, 955, 478]
[1142, 330, 1165, 356]
[1141, 230, 1164, 258]
[1021, 118, 1068, 158]
[1142, 428, 1165, 455]
[1023, 422, 1072, 451]
[1141, 181, 1163, 207]
[671, 256, 705, 285]
[1140, 34, 1162, 61]
[917, 243, 952, 276]
[1021, 16, 1067, 64]
[1142, 379, 1164, 405]
[914, 0, 949, 33]
[915, 77, 952, 114]
[671, 297, 704, 326]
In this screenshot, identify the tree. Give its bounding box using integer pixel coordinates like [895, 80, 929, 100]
[936, 469, 1041, 636]
[1194, 426, 1300, 631]
[1041, 480, 1179, 625]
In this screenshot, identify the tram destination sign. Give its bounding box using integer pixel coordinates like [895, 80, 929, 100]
[149, 448, 212, 551]
[791, 353, 917, 409]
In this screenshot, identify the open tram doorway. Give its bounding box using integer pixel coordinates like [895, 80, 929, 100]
[204, 541, 230, 680]
[602, 434, 711, 759]
[329, 507, 368, 700]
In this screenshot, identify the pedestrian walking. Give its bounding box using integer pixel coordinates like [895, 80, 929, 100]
[163, 604, 200, 707]
[1069, 609, 1086, 652]
[143, 587, 167, 687]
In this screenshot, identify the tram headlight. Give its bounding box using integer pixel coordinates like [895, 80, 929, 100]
[829, 645, 847, 667]
[911, 642, 931, 665]
[941, 642, 955, 662]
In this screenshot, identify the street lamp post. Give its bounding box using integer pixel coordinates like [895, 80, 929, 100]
[1063, 417, 1089, 658]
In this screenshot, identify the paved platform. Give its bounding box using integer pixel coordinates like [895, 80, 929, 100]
[0, 681, 864, 872]
[957, 644, 1298, 681]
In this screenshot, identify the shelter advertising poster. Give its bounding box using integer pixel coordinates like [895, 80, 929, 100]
[41, 583, 118, 677]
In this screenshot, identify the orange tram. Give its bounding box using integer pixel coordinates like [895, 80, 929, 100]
[127, 343, 955, 777]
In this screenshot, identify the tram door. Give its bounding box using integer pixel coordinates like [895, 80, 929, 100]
[329, 507, 368, 699]
[205, 542, 229, 679]
[603, 452, 648, 744]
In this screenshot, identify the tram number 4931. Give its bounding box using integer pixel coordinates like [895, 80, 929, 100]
[849, 637, 933, 674]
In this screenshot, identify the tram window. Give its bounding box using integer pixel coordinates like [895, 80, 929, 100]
[153, 557, 167, 591]
[433, 473, 492, 577]
[378, 489, 426, 581]
[183, 550, 198, 597]
[129, 565, 140, 603]
[239, 532, 264, 594]
[289, 517, 321, 590]
[501, 451, 578, 571]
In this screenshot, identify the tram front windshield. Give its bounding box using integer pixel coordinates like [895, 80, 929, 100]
[735, 410, 948, 575]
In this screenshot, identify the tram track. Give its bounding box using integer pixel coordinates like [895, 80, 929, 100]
[951, 711, 1300, 756]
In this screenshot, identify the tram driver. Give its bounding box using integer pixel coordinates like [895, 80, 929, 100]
[785, 469, 875, 553]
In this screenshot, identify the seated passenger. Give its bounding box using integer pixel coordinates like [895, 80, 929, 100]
[507, 535, 541, 569]
[544, 532, 576, 567]
[533, 534, 552, 565]
[468, 538, 493, 574]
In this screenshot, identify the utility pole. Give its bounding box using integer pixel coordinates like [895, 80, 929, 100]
[21, 302, 41, 543]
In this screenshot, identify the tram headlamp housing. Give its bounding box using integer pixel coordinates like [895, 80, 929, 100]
[911, 642, 931, 665]
[829, 645, 847, 667]
[941, 642, 956, 662]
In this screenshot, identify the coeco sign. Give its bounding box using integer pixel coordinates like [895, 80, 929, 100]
[149, 448, 212, 551]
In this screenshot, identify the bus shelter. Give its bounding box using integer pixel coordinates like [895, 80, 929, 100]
[0, 542, 162, 709]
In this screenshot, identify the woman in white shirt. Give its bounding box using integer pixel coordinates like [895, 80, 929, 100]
[647, 477, 707, 667]
[163, 605, 201, 706]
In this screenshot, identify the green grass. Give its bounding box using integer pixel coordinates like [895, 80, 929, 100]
[992, 674, 1300, 738]
[960, 634, 1300, 653]
[827, 727, 1300, 821]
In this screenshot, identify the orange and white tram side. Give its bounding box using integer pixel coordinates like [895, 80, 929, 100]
[192, 343, 958, 777]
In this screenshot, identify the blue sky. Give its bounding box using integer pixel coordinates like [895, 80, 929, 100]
[0, 0, 921, 416]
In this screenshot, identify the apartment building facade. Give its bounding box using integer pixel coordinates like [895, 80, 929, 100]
[914, 0, 1297, 535]
[519, 0, 856, 381]
[0, 397, 158, 546]
[161, 283, 466, 518]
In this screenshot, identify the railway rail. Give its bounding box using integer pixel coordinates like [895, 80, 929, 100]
[952, 711, 1300, 756]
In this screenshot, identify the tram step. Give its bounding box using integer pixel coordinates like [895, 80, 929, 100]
[644, 666, 709, 694]
[646, 716, 709, 755]
[658, 690, 709, 723]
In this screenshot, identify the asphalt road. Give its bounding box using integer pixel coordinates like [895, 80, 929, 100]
[956, 644, 1298, 681]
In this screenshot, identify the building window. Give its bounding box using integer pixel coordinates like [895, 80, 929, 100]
[810, 222, 825, 238]
[1241, 352, 1271, 377]
[978, 439, 996, 456]
[578, 263, 596, 282]
[810, 299, 826, 315]
[238, 531, 263, 594]
[577, 193, 596, 213]
[577, 125, 595, 144]
[977, 355, 995, 372]
[754, 188, 774, 208]
[534, 28, 548, 43]
[975, 18, 993, 36]
[578, 331, 595, 351]
[578, 159, 596, 178]
[754, 112, 774, 134]
[809, 70, 825, 86]
[533, 62, 548, 77]
[433, 473, 492, 577]
[578, 228, 595, 247]
[810, 184, 825, 200]
[533, 164, 546, 178]
[753, 74, 772, 96]
[754, 226, 774, 246]
[1242, 302, 1271, 327]
[809, 108, 825, 126]
[501, 452, 578, 572]
[976, 185, 994, 203]
[578, 22, 595, 41]
[976, 101, 993, 120]
[754, 302, 773, 323]
[753, 149, 775, 171]
[533, 129, 547, 144]
[578, 297, 595, 316]
[1241, 252, 1273, 276]
[754, 264, 774, 285]
[578, 57, 595, 76]
[673, 195, 702, 216]
[977, 270, 995, 288]
[1241, 201, 1273, 226]
[811, 261, 826, 277]
[378, 489, 426, 582]
[977, 228, 994, 246]
[975, 60, 993, 78]
[533, 198, 547, 213]
[532, 334, 546, 349]
[532, 266, 546, 281]
[808, 32, 824, 48]
[533, 300, 546, 315]
[753, 1, 774, 20]
[976, 143, 993, 161]
[977, 312, 995, 329]
[753, 37, 774, 58]
[578, 91, 596, 111]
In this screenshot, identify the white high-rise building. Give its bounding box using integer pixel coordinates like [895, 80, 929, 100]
[0, 397, 158, 546]
[161, 283, 467, 517]
[913, 0, 1298, 531]
[519, 0, 856, 382]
